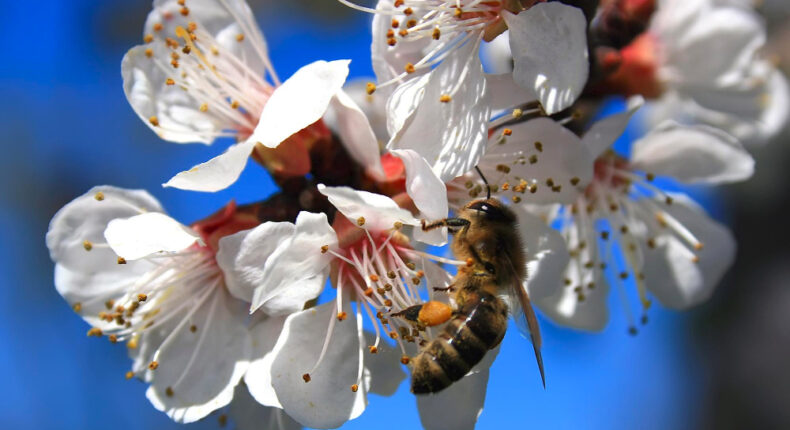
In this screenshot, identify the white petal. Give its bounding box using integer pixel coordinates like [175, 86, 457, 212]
[250, 60, 350, 148]
[642, 195, 736, 309]
[416, 346, 499, 430]
[485, 72, 536, 111]
[47, 186, 163, 273]
[217, 222, 296, 304]
[631, 122, 754, 184]
[244, 316, 288, 408]
[391, 149, 448, 246]
[329, 90, 385, 180]
[229, 384, 301, 430]
[362, 334, 406, 397]
[387, 41, 491, 182]
[582, 96, 643, 158]
[535, 263, 610, 331]
[146, 289, 252, 423]
[385, 73, 430, 139]
[482, 117, 594, 204]
[502, 3, 589, 114]
[317, 184, 419, 231]
[371, 1, 432, 86]
[512, 206, 570, 300]
[104, 212, 199, 260]
[163, 140, 257, 192]
[250, 212, 336, 314]
[269, 302, 365, 429]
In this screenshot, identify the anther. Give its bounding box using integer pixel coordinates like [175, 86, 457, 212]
[570, 177, 580, 186]
[406, 19, 417, 28]
[199, 103, 208, 112]
[369, 345, 378, 354]
[72, 303, 82, 313]
[529, 155, 538, 164]
[512, 196, 521, 203]
[182, 45, 191, 54]
[190, 324, 197, 333]
[665, 196, 674, 205]
[117, 257, 126, 265]
[369, 274, 379, 282]
[694, 243, 704, 251]
[350, 384, 359, 392]
[393, 221, 403, 229]
[400, 355, 410, 365]
[83, 240, 93, 251]
[366, 82, 376, 95]
[389, 332, 398, 339]
[148, 361, 159, 370]
[108, 334, 118, 343]
[321, 245, 329, 253]
[512, 108, 523, 119]
[398, 29, 408, 37]
[235, 34, 245, 42]
[180, 7, 189, 16]
[387, 270, 396, 279]
[230, 100, 240, 109]
[149, 116, 159, 126]
[394, 0, 404, 6]
[364, 287, 374, 297]
[406, 262, 416, 270]
[384, 299, 393, 307]
[153, 23, 163, 32]
[432, 27, 441, 39]
[356, 217, 366, 226]
[530, 185, 538, 193]
[405, 63, 415, 74]
[391, 19, 400, 28]
[218, 414, 228, 428]
[466, 258, 474, 267]
[125, 371, 134, 380]
[404, 7, 413, 15]
[87, 327, 103, 337]
[628, 326, 638, 336]
[138, 294, 148, 302]
[619, 272, 628, 280]
[503, 128, 512, 136]
[187, 22, 197, 32]
[386, 29, 395, 38]
[105, 299, 115, 310]
[337, 312, 348, 321]
[387, 38, 397, 46]
[439, 94, 452, 103]
[165, 387, 174, 397]
[302, 373, 311, 383]
[646, 173, 655, 181]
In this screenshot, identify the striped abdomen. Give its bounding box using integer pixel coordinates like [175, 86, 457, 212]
[410, 289, 508, 394]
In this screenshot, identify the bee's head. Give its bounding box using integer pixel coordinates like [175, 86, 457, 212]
[465, 198, 516, 224]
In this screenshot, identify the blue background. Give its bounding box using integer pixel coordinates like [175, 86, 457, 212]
[0, 0, 739, 429]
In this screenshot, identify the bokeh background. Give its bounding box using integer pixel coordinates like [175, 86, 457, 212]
[2, 0, 789, 429]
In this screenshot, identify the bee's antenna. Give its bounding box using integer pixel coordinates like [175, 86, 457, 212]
[475, 166, 491, 200]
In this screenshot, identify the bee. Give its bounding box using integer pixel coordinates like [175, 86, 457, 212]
[394, 194, 545, 394]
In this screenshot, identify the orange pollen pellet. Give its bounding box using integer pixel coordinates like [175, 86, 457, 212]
[143, 34, 154, 43]
[153, 23, 163, 32]
[391, 19, 400, 28]
[369, 345, 378, 354]
[369, 274, 379, 282]
[302, 373, 311, 383]
[337, 312, 348, 321]
[350, 384, 359, 392]
[165, 78, 175, 85]
[400, 356, 410, 365]
[439, 94, 451, 103]
[432, 28, 441, 39]
[138, 294, 148, 302]
[148, 361, 159, 370]
[405, 63, 415, 73]
[503, 128, 512, 136]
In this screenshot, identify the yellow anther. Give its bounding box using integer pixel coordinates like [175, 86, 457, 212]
[199, 103, 208, 112]
[230, 100, 240, 109]
[404, 7, 414, 15]
[320, 245, 329, 253]
[83, 240, 93, 251]
[165, 386, 174, 396]
[235, 33, 245, 42]
[302, 373, 311, 383]
[117, 257, 126, 265]
[153, 23, 163, 32]
[512, 108, 523, 119]
[393, 221, 403, 229]
[405, 63, 415, 73]
[138, 294, 148, 302]
[356, 217, 366, 226]
[366, 82, 376, 95]
[87, 327, 103, 337]
[143, 34, 154, 43]
[149, 116, 159, 126]
[432, 27, 441, 39]
[337, 312, 348, 321]
[369, 274, 379, 282]
[439, 94, 452, 103]
[350, 384, 359, 392]
[125, 371, 134, 380]
[369, 345, 378, 354]
[108, 334, 118, 343]
[180, 7, 189, 16]
[391, 19, 400, 28]
[148, 361, 159, 370]
[187, 22, 197, 32]
[400, 355, 410, 365]
[94, 191, 105, 201]
[502, 128, 512, 136]
[72, 303, 82, 313]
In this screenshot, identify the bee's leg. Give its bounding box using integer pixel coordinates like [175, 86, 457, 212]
[391, 301, 453, 327]
[432, 284, 455, 293]
[421, 218, 470, 233]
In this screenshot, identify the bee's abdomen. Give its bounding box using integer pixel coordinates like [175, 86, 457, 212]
[411, 292, 508, 394]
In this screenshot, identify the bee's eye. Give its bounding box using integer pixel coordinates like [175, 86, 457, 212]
[484, 262, 496, 274]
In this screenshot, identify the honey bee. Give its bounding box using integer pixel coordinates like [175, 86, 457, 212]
[394, 196, 545, 394]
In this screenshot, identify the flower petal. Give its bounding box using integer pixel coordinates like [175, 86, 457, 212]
[317, 184, 419, 231]
[244, 316, 288, 408]
[512, 206, 570, 300]
[269, 302, 365, 429]
[229, 383, 301, 430]
[502, 3, 589, 115]
[145, 289, 252, 423]
[387, 41, 491, 182]
[535, 261, 610, 331]
[391, 149, 448, 246]
[163, 140, 257, 192]
[371, 1, 432, 86]
[482, 117, 594, 204]
[47, 186, 163, 273]
[642, 195, 736, 309]
[582, 96, 643, 158]
[250, 212, 336, 314]
[217, 222, 296, 304]
[250, 60, 350, 148]
[329, 90, 385, 180]
[630, 122, 754, 184]
[486, 72, 536, 111]
[104, 212, 199, 260]
[416, 346, 499, 430]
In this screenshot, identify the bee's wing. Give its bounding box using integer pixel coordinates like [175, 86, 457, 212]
[504, 255, 546, 388]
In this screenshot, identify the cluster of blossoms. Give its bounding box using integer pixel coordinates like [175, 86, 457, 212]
[46, 0, 786, 428]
